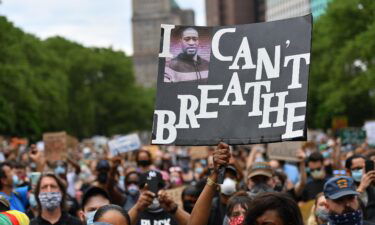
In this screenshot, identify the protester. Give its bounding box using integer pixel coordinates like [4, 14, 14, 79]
[79, 187, 110, 225]
[246, 162, 275, 198]
[30, 173, 82, 225]
[225, 192, 252, 225]
[0, 162, 29, 212]
[306, 193, 328, 225]
[181, 185, 199, 214]
[300, 152, 330, 202]
[93, 204, 130, 225]
[128, 170, 190, 225]
[245, 192, 304, 225]
[323, 176, 375, 225]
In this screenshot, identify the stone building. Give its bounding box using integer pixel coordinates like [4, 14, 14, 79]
[132, 0, 195, 87]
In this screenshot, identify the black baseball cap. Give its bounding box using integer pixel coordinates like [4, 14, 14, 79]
[81, 187, 110, 209]
[323, 176, 359, 200]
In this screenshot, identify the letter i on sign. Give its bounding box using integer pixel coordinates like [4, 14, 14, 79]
[159, 24, 175, 58]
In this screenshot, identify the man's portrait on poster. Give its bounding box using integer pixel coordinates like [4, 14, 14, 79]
[164, 27, 211, 83]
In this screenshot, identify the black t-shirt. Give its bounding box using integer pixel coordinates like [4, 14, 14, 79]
[30, 212, 82, 225]
[301, 178, 329, 202]
[136, 209, 178, 225]
[208, 197, 227, 225]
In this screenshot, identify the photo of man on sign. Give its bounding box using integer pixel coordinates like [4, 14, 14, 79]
[164, 27, 210, 83]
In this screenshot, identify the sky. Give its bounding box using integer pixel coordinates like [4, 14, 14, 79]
[0, 0, 206, 55]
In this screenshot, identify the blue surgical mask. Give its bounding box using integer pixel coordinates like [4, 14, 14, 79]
[85, 210, 96, 225]
[54, 166, 66, 175]
[29, 193, 38, 208]
[322, 151, 330, 158]
[351, 169, 363, 182]
[315, 208, 329, 222]
[127, 184, 139, 196]
[195, 167, 203, 174]
[12, 175, 19, 187]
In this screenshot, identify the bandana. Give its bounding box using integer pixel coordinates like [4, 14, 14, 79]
[229, 215, 244, 225]
[38, 192, 62, 211]
[328, 209, 363, 225]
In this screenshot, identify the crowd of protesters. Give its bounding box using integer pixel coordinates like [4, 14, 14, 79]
[0, 133, 374, 225]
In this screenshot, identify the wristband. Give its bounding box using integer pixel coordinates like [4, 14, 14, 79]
[207, 177, 219, 187]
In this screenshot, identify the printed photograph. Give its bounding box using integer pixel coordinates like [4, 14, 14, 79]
[164, 26, 211, 83]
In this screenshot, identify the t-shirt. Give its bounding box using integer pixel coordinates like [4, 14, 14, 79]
[0, 186, 28, 212]
[136, 209, 178, 225]
[30, 212, 83, 225]
[301, 177, 329, 202]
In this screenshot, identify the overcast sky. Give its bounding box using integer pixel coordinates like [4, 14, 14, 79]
[0, 0, 206, 55]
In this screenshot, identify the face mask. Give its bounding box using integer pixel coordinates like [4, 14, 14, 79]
[195, 167, 203, 174]
[98, 172, 108, 184]
[248, 182, 274, 198]
[127, 184, 139, 196]
[85, 210, 96, 225]
[12, 175, 19, 187]
[322, 151, 330, 158]
[311, 169, 325, 180]
[274, 183, 284, 192]
[29, 193, 38, 208]
[147, 198, 162, 213]
[351, 169, 362, 182]
[183, 200, 195, 213]
[328, 209, 362, 225]
[170, 176, 183, 186]
[38, 192, 62, 211]
[315, 208, 329, 222]
[54, 166, 66, 175]
[229, 215, 245, 225]
[137, 160, 152, 167]
[220, 178, 237, 196]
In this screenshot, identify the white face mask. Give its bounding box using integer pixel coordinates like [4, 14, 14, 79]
[85, 210, 96, 225]
[220, 178, 237, 196]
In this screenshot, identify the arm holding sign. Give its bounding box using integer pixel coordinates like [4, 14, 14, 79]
[159, 190, 190, 225]
[187, 142, 230, 225]
[29, 144, 46, 172]
[106, 157, 126, 206]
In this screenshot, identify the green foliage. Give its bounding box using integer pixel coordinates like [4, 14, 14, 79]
[308, 0, 375, 128]
[0, 17, 155, 140]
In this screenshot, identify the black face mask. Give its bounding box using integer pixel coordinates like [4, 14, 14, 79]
[98, 172, 108, 184]
[183, 201, 195, 213]
[248, 182, 274, 198]
[137, 160, 152, 167]
[274, 183, 284, 192]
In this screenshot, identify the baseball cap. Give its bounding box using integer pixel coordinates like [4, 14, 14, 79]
[323, 176, 359, 200]
[81, 187, 110, 209]
[96, 160, 110, 171]
[0, 195, 10, 210]
[247, 162, 273, 179]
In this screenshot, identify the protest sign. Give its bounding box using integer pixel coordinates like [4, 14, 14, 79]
[108, 134, 141, 156]
[338, 128, 366, 145]
[152, 15, 312, 145]
[189, 146, 210, 159]
[43, 131, 67, 162]
[164, 186, 185, 208]
[364, 121, 375, 146]
[267, 141, 304, 162]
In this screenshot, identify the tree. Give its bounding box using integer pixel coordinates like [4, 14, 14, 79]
[308, 0, 375, 129]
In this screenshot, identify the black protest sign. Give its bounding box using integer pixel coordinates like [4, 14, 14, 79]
[152, 15, 312, 145]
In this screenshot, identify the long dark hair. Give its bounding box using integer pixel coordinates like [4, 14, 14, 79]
[245, 192, 304, 225]
[34, 173, 67, 213]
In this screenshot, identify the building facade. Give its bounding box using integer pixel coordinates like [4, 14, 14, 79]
[132, 0, 194, 87]
[266, 0, 332, 22]
[206, 0, 265, 26]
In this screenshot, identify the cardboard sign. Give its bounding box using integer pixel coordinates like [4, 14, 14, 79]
[152, 15, 312, 145]
[338, 128, 366, 145]
[108, 134, 141, 156]
[189, 146, 210, 159]
[364, 121, 375, 147]
[43, 131, 67, 162]
[164, 186, 185, 209]
[267, 141, 304, 162]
